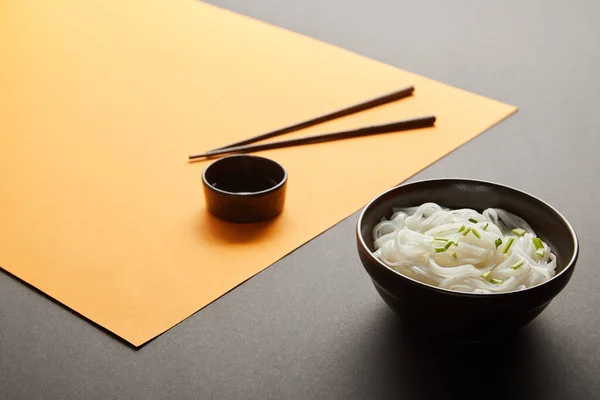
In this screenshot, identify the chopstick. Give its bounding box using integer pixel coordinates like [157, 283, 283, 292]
[209, 85, 415, 151]
[188, 114, 435, 161]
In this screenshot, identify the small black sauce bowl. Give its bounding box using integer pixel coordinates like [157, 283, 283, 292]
[356, 179, 579, 342]
[202, 154, 287, 223]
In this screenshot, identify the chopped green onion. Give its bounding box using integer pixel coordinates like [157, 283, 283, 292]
[462, 227, 471, 236]
[495, 238, 503, 249]
[536, 248, 545, 257]
[434, 247, 446, 253]
[532, 238, 545, 257]
[482, 271, 503, 284]
[483, 223, 489, 231]
[452, 252, 457, 258]
[512, 228, 526, 237]
[443, 241, 456, 250]
[468, 218, 478, 223]
[458, 225, 465, 233]
[434, 237, 449, 242]
[511, 261, 525, 270]
[472, 229, 481, 239]
[503, 237, 515, 254]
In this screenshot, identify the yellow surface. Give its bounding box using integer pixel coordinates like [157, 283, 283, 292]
[0, 0, 517, 346]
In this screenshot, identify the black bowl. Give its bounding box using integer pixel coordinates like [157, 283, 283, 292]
[202, 154, 287, 223]
[356, 179, 579, 342]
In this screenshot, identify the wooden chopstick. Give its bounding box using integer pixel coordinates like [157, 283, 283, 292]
[188, 114, 435, 161]
[209, 85, 415, 151]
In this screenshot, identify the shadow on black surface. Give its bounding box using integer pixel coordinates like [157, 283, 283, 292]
[355, 310, 558, 400]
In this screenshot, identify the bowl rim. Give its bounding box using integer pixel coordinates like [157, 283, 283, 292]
[356, 178, 579, 297]
[202, 154, 288, 197]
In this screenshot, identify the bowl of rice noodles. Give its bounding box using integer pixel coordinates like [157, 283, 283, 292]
[356, 179, 578, 342]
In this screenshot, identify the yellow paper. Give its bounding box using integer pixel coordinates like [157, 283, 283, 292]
[0, 0, 516, 346]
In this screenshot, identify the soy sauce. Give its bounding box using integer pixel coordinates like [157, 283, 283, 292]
[210, 173, 278, 194]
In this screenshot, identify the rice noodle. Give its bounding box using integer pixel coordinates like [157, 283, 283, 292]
[371, 203, 557, 293]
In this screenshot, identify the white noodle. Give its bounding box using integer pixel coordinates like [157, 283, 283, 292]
[371, 203, 557, 293]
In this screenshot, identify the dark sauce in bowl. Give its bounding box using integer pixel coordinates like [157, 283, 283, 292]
[209, 173, 279, 194]
[202, 155, 288, 223]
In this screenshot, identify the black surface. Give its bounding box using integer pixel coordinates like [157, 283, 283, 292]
[1, 1, 599, 399]
[357, 179, 578, 342]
